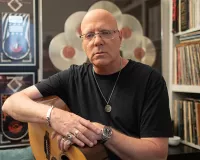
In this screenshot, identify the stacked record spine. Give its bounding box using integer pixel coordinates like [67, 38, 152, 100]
[173, 99, 200, 145]
[172, 0, 200, 34]
[173, 41, 200, 85]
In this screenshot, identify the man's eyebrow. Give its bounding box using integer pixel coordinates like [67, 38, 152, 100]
[83, 28, 112, 34]
[83, 30, 94, 34]
[96, 29, 113, 32]
[99, 29, 109, 31]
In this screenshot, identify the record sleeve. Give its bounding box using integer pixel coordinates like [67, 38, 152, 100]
[0, 72, 35, 148]
[0, 0, 36, 66]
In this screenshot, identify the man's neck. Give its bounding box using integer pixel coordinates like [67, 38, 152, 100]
[93, 58, 128, 75]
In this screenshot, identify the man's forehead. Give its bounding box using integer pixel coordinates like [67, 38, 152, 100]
[81, 10, 117, 30]
[81, 23, 114, 33]
[81, 20, 117, 33]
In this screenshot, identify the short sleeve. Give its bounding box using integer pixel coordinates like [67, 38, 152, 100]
[140, 70, 173, 137]
[35, 69, 70, 99]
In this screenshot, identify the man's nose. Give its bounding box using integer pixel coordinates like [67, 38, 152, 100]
[93, 34, 104, 46]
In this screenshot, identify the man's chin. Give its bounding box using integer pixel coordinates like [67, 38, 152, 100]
[92, 59, 109, 67]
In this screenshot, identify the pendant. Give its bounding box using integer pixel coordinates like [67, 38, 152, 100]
[105, 104, 112, 112]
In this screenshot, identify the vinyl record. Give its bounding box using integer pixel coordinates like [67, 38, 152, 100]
[1, 94, 28, 141]
[118, 14, 143, 54]
[3, 35, 29, 60]
[2, 115, 28, 140]
[131, 36, 156, 66]
[49, 33, 87, 71]
[120, 32, 143, 53]
[117, 14, 143, 37]
[88, 1, 122, 19]
[64, 11, 87, 51]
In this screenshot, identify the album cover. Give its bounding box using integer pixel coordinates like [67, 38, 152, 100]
[0, 0, 36, 66]
[0, 72, 35, 148]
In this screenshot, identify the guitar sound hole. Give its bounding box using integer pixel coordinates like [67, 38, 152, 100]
[60, 154, 69, 160]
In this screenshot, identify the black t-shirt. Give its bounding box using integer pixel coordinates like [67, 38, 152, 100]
[35, 60, 173, 159]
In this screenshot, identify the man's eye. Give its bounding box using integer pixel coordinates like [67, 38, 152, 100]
[85, 33, 95, 38]
[101, 31, 111, 35]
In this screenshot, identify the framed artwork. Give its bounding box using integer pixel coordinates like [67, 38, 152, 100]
[0, 0, 37, 67]
[0, 72, 36, 148]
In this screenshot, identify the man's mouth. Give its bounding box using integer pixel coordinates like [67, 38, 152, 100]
[95, 51, 105, 54]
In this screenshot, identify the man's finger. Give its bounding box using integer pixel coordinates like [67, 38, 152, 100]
[79, 119, 101, 134]
[51, 131, 57, 139]
[63, 140, 72, 151]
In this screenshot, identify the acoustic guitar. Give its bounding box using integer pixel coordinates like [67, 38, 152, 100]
[28, 96, 108, 160]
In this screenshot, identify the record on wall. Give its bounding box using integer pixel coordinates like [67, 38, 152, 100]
[118, 14, 144, 54]
[0, 72, 35, 148]
[120, 32, 143, 54]
[1, 94, 28, 141]
[88, 1, 122, 19]
[117, 14, 143, 38]
[123, 36, 156, 66]
[49, 33, 87, 71]
[134, 36, 156, 66]
[0, 0, 37, 67]
[64, 11, 87, 51]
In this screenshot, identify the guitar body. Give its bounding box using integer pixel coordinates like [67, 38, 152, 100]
[28, 96, 108, 160]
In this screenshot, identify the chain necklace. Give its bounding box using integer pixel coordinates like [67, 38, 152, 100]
[92, 58, 122, 112]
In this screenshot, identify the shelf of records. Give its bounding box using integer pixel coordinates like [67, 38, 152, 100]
[173, 98, 200, 150]
[172, 0, 200, 36]
[173, 41, 200, 86]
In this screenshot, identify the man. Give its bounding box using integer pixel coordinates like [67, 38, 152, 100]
[2, 9, 172, 160]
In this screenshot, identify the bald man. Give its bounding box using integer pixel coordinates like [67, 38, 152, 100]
[2, 9, 172, 160]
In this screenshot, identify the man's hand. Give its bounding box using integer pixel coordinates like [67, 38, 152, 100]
[51, 131, 72, 151]
[50, 108, 102, 149]
[92, 122, 104, 129]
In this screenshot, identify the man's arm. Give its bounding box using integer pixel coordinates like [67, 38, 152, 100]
[105, 129, 168, 160]
[92, 123, 168, 160]
[2, 85, 102, 147]
[2, 85, 48, 123]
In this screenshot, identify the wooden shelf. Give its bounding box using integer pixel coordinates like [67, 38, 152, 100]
[172, 85, 200, 93]
[168, 0, 200, 152]
[181, 140, 200, 150]
[174, 27, 200, 37]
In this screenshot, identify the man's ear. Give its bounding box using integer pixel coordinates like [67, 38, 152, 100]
[118, 30, 122, 41]
[82, 43, 86, 53]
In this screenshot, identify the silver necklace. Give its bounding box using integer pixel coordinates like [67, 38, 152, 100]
[92, 58, 122, 113]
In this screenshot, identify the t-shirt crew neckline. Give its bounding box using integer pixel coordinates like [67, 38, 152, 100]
[91, 59, 131, 77]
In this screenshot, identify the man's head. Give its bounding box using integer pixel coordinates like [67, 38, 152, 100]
[80, 9, 122, 67]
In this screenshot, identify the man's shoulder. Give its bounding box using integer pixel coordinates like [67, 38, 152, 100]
[127, 60, 163, 81]
[69, 62, 91, 71]
[64, 63, 91, 77]
[128, 59, 155, 74]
